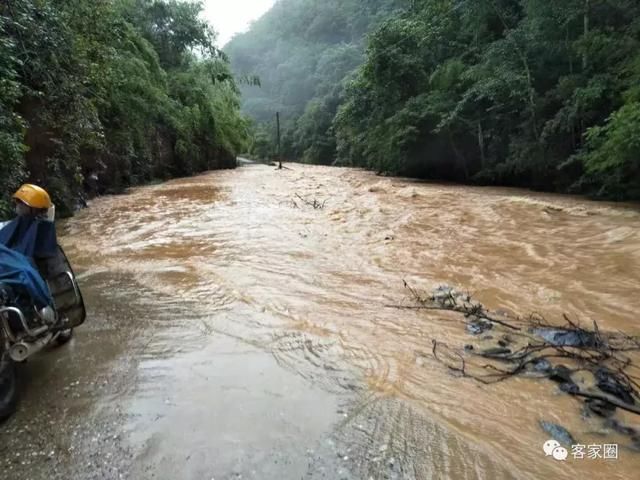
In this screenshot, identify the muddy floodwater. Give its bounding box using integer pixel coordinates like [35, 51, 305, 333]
[1, 163, 640, 479]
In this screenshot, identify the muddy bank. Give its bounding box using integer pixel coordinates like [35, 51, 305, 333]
[0, 272, 139, 479]
[0, 271, 350, 480]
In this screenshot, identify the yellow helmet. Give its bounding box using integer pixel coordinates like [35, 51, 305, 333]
[12, 184, 53, 210]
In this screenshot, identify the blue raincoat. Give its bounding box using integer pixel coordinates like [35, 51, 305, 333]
[0, 244, 53, 309]
[0, 218, 54, 308]
[0, 216, 58, 259]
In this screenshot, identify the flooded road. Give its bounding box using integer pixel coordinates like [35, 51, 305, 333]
[1, 163, 640, 479]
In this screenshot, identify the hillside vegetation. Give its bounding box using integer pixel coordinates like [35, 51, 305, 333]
[228, 0, 640, 200]
[1, 0, 249, 217]
[225, 0, 406, 165]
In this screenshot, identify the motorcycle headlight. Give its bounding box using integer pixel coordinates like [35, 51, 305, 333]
[38, 306, 56, 325]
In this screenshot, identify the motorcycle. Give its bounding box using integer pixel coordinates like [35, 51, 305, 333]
[0, 224, 86, 420]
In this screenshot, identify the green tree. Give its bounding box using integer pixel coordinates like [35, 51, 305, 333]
[0, 0, 249, 217]
[232, 0, 640, 200]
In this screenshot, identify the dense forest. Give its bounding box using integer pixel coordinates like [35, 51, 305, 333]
[0, 0, 249, 218]
[228, 0, 640, 200]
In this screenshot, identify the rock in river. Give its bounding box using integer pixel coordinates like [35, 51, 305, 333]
[595, 367, 635, 405]
[539, 421, 575, 446]
[481, 347, 511, 358]
[533, 327, 597, 348]
[548, 365, 573, 384]
[584, 398, 616, 418]
[605, 418, 637, 437]
[529, 358, 552, 374]
[466, 319, 493, 335]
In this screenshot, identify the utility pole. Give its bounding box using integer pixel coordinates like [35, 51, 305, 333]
[583, 0, 590, 71]
[276, 111, 282, 169]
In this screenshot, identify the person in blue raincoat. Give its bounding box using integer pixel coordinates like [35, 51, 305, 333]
[0, 184, 58, 260]
[0, 184, 57, 310]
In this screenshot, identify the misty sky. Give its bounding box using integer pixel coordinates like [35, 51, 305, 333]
[202, 0, 276, 47]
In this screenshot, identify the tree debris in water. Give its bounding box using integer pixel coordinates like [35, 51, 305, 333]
[390, 282, 640, 447]
[290, 193, 327, 209]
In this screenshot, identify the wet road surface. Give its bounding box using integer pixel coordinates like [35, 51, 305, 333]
[1, 163, 639, 479]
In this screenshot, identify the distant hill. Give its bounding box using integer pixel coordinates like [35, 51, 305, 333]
[225, 0, 407, 163]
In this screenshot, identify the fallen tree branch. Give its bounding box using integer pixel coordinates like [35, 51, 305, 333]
[388, 281, 523, 330]
[409, 282, 640, 419]
[570, 389, 640, 416]
[294, 193, 326, 209]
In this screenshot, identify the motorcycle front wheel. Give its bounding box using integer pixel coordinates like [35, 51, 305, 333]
[0, 348, 17, 421]
[54, 328, 74, 346]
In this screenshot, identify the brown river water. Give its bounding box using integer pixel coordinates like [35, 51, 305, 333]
[1, 162, 639, 480]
